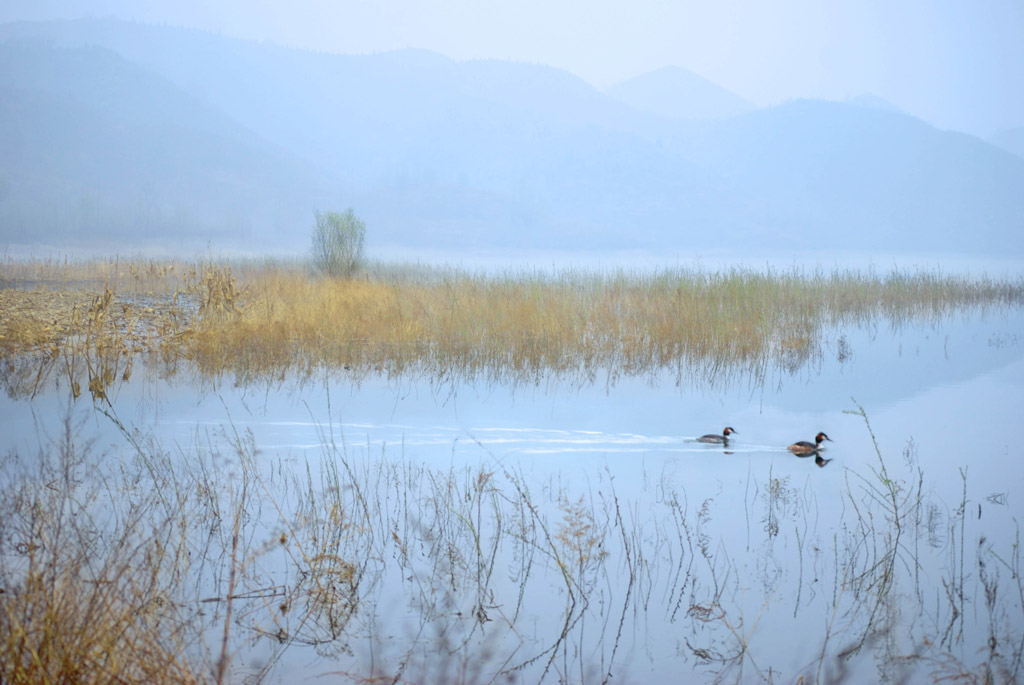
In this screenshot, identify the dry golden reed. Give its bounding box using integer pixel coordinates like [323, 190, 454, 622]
[2, 257, 1022, 390]
[0, 416, 204, 685]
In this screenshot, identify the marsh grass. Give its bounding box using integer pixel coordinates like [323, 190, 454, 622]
[3, 256, 1024, 682]
[3, 257, 1023, 396]
[0, 410, 204, 684]
[1, 398, 1022, 683]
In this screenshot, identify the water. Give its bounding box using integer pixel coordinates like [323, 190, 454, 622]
[2, 306, 1023, 683]
[370, 245, 1024, 279]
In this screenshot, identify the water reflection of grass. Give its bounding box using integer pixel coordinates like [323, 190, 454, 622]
[3, 257, 1023, 680]
[3, 258, 1023, 395]
[2, 405, 1021, 683]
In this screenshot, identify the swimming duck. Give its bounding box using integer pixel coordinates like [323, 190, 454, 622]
[788, 432, 832, 455]
[697, 427, 737, 444]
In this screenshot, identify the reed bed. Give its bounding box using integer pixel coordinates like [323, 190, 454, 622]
[0, 412, 206, 684]
[4, 257, 1022, 682]
[2, 257, 1022, 395]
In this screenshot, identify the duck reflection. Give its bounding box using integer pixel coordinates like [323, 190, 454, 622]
[791, 451, 832, 467]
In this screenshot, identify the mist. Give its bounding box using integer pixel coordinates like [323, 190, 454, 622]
[1, 4, 1023, 259]
[4, 7, 1024, 683]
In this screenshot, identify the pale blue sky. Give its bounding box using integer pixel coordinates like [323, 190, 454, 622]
[3, 0, 1022, 137]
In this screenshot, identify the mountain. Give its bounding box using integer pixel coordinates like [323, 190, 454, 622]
[0, 40, 343, 248]
[991, 127, 1024, 160]
[604, 66, 755, 120]
[667, 100, 1024, 251]
[846, 93, 905, 116]
[0, 21, 656, 186]
[0, 19, 747, 249]
[1, 18, 1023, 257]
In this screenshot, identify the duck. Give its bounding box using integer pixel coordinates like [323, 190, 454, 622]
[788, 432, 832, 455]
[697, 427, 737, 444]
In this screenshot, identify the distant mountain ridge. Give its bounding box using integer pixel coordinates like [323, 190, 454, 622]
[666, 99, 1024, 252]
[991, 127, 1024, 160]
[604, 66, 755, 120]
[845, 93, 906, 116]
[0, 39, 341, 246]
[1, 17, 1022, 256]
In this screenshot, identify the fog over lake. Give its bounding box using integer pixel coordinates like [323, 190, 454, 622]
[2, 2, 1022, 682]
[2, 16, 1023, 257]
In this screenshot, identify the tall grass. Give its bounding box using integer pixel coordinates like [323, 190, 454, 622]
[2, 402, 1020, 683]
[4, 257, 1022, 681]
[0, 410, 205, 684]
[3, 257, 1022, 394]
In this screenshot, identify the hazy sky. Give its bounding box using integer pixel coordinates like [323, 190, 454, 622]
[3, 0, 1022, 137]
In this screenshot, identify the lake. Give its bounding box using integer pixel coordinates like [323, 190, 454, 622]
[2, 301, 1022, 683]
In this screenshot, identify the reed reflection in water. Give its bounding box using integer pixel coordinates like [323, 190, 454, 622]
[2, 373, 1022, 683]
[2, 260, 1024, 682]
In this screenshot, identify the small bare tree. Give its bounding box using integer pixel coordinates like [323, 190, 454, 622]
[311, 209, 366, 278]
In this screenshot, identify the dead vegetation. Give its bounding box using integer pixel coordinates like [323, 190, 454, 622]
[2, 401, 1021, 683]
[3, 257, 1022, 396]
[1, 256, 1022, 682]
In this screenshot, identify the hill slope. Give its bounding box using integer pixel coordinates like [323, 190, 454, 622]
[668, 100, 1024, 252]
[2, 19, 1022, 256]
[605, 66, 755, 120]
[0, 41, 342, 247]
[991, 127, 1024, 160]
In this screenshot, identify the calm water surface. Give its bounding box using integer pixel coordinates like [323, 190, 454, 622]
[8, 308, 1016, 496]
[3, 306, 1023, 682]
